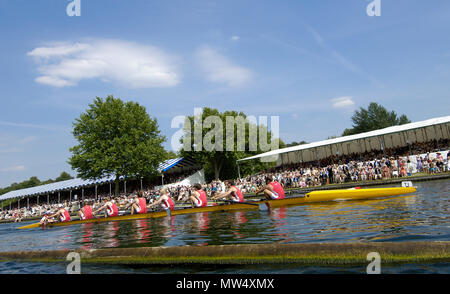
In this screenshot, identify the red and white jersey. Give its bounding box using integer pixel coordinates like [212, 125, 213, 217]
[81, 205, 93, 220]
[160, 194, 175, 211]
[231, 186, 244, 203]
[136, 197, 147, 214]
[269, 181, 285, 200]
[194, 190, 208, 207]
[106, 202, 119, 217]
[60, 209, 71, 222]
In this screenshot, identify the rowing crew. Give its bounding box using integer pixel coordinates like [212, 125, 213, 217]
[39, 177, 285, 225]
[209, 176, 285, 203]
[39, 204, 72, 225]
[39, 188, 176, 225]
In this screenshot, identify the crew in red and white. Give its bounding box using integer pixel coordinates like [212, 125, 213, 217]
[93, 196, 119, 217]
[47, 204, 72, 223]
[189, 183, 208, 208]
[78, 200, 94, 220]
[255, 176, 285, 200]
[147, 188, 175, 211]
[127, 191, 148, 215]
[211, 180, 245, 203]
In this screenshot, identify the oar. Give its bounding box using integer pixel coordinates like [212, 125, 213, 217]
[222, 199, 270, 211]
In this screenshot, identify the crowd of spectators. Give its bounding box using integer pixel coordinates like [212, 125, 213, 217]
[1, 139, 449, 222]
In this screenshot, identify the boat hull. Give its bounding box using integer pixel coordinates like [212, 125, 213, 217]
[17, 186, 416, 229]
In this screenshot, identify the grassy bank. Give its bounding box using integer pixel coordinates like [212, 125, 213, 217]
[0, 242, 448, 266]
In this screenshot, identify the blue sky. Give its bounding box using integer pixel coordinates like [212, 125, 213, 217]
[0, 0, 449, 187]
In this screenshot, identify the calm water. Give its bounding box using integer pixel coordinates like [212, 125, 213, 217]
[0, 180, 449, 273]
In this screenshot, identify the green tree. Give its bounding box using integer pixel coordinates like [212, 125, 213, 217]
[55, 171, 74, 182]
[179, 107, 281, 181]
[342, 102, 411, 136]
[166, 150, 179, 159]
[285, 140, 308, 147]
[68, 95, 167, 195]
[0, 171, 73, 196]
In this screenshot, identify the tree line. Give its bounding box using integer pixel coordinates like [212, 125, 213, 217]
[0, 172, 73, 196]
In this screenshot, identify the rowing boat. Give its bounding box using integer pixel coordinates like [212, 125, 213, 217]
[17, 186, 416, 229]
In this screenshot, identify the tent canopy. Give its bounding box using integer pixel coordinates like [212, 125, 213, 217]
[1, 157, 198, 201]
[237, 116, 450, 164]
[158, 157, 199, 173]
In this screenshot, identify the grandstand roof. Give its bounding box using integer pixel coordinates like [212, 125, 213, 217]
[0, 157, 197, 201]
[158, 157, 198, 172]
[238, 115, 450, 163]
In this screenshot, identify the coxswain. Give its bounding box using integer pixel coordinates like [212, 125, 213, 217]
[211, 180, 245, 203]
[93, 196, 119, 217]
[128, 191, 148, 215]
[78, 200, 94, 220]
[48, 204, 72, 222]
[189, 183, 208, 208]
[147, 188, 175, 211]
[256, 176, 285, 200]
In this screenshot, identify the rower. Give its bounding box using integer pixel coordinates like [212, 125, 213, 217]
[147, 188, 175, 211]
[93, 196, 119, 217]
[48, 204, 72, 223]
[40, 210, 57, 226]
[256, 176, 285, 200]
[78, 200, 94, 220]
[211, 180, 245, 203]
[189, 183, 208, 208]
[128, 191, 148, 215]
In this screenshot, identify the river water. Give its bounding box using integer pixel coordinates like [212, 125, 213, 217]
[0, 180, 449, 273]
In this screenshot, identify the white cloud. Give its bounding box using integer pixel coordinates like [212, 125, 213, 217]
[0, 121, 68, 131]
[331, 96, 355, 108]
[196, 47, 252, 87]
[18, 136, 37, 144]
[28, 40, 180, 88]
[27, 43, 91, 59]
[230, 35, 240, 41]
[0, 165, 26, 172]
[0, 136, 37, 155]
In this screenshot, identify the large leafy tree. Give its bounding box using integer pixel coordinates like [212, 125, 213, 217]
[179, 107, 282, 181]
[342, 102, 411, 136]
[69, 96, 167, 195]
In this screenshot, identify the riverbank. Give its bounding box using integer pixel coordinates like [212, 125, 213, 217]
[0, 242, 448, 266]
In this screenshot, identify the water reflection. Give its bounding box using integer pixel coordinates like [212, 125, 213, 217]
[134, 219, 150, 243]
[81, 223, 94, 249]
[104, 221, 119, 248]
